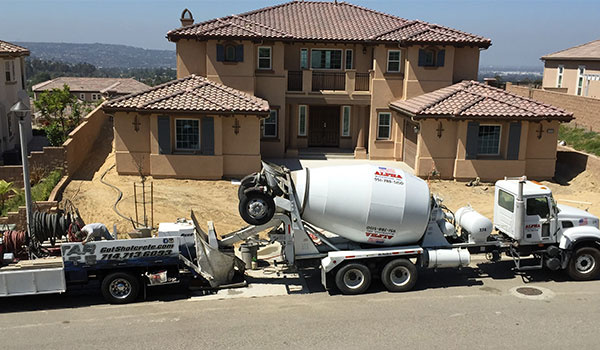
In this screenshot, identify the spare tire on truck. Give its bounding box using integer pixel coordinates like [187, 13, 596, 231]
[239, 191, 275, 225]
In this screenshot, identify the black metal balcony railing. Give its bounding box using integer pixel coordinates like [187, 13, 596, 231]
[312, 72, 345, 91]
[287, 71, 303, 91]
[355, 72, 370, 91]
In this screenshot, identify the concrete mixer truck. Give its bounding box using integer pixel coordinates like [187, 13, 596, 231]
[220, 161, 600, 295]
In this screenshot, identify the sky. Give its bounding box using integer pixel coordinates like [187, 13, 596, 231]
[1, 0, 599, 68]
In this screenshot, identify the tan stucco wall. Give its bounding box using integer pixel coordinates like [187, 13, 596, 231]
[543, 59, 600, 98]
[0, 55, 32, 154]
[452, 47, 480, 82]
[176, 39, 207, 78]
[63, 104, 109, 175]
[113, 111, 262, 179]
[411, 117, 560, 181]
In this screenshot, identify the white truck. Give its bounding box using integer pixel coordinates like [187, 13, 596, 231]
[228, 162, 600, 294]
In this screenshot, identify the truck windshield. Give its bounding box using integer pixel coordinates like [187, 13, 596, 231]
[526, 197, 550, 218]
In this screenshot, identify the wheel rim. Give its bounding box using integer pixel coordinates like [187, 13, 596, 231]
[343, 268, 365, 290]
[109, 278, 132, 299]
[247, 198, 267, 219]
[389, 266, 411, 286]
[575, 254, 596, 274]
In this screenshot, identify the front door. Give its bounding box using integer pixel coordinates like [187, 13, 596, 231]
[309, 106, 340, 147]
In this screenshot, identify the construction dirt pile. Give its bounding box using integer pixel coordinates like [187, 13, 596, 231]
[63, 145, 600, 237]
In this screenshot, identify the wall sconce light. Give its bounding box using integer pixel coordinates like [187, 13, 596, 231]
[362, 46, 367, 54]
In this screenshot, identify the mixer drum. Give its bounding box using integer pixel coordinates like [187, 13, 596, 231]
[294, 165, 431, 246]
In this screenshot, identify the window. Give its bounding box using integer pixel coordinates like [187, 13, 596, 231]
[262, 110, 278, 138]
[477, 125, 501, 155]
[225, 45, 236, 62]
[498, 190, 514, 213]
[527, 197, 550, 218]
[91, 93, 101, 101]
[342, 106, 351, 137]
[79, 93, 85, 100]
[377, 112, 391, 140]
[298, 105, 307, 136]
[300, 48, 308, 69]
[418, 48, 445, 67]
[4, 60, 15, 82]
[557, 65, 564, 88]
[311, 49, 342, 69]
[576, 65, 585, 96]
[345, 49, 353, 70]
[175, 119, 200, 150]
[387, 50, 401, 72]
[258, 46, 272, 70]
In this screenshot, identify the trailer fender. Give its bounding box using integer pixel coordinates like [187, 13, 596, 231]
[559, 226, 600, 250]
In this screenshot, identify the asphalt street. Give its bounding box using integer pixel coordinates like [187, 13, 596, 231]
[1, 260, 599, 350]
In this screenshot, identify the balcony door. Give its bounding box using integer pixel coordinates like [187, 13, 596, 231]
[308, 106, 340, 147]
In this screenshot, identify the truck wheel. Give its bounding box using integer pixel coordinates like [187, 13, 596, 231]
[568, 247, 600, 281]
[239, 191, 275, 225]
[335, 263, 371, 295]
[381, 259, 418, 292]
[101, 272, 140, 304]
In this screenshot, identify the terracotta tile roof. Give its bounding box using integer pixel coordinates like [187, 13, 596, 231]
[168, 1, 491, 47]
[390, 81, 573, 121]
[0, 40, 29, 56]
[103, 75, 270, 115]
[542, 39, 600, 61]
[32, 77, 150, 95]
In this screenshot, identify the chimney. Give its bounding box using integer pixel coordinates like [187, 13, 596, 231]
[180, 8, 194, 27]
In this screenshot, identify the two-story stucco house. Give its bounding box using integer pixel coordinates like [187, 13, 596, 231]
[166, 1, 491, 161]
[541, 39, 600, 98]
[107, 1, 572, 180]
[0, 40, 33, 164]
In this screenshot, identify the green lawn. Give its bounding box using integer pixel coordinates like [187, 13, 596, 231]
[559, 125, 600, 157]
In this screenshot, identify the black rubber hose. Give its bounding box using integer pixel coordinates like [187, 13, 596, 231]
[100, 164, 140, 228]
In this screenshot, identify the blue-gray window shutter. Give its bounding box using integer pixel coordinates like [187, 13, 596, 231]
[157, 116, 171, 154]
[235, 45, 244, 62]
[465, 121, 480, 160]
[437, 50, 445, 67]
[418, 49, 426, 66]
[507, 122, 522, 160]
[216, 45, 224, 62]
[201, 117, 214, 155]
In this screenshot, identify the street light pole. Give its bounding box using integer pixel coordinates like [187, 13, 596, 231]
[10, 100, 33, 255]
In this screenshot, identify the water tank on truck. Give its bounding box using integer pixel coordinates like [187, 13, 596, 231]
[294, 165, 431, 246]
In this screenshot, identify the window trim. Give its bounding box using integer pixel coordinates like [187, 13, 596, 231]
[310, 48, 344, 70]
[91, 93, 101, 101]
[224, 44, 237, 62]
[298, 105, 307, 137]
[262, 109, 278, 138]
[174, 118, 201, 151]
[556, 65, 564, 88]
[79, 93, 85, 100]
[4, 60, 16, 83]
[576, 65, 586, 96]
[300, 48, 308, 69]
[387, 50, 402, 73]
[342, 105, 351, 137]
[257, 46, 272, 70]
[377, 111, 392, 140]
[477, 124, 502, 156]
[345, 49, 353, 70]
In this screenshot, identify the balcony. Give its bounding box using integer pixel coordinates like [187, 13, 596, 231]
[286, 70, 372, 94]
[311, 72, 346, 91]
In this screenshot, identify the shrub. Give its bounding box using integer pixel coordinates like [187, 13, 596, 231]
[1, 169, 63, 216]
[44, 121, 67, 146]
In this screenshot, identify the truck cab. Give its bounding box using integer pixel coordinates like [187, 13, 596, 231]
[494, 179, 600, 246]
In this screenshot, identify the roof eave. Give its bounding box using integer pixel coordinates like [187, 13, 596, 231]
[541, 56, 600, 62]
[102, 106, 270, 116]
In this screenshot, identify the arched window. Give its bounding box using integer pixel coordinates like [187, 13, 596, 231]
[225, 45, 236, 62]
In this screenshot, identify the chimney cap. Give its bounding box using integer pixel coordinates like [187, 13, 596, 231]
[180, 8, 194, 26]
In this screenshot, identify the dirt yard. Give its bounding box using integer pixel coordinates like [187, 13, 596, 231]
[62, 143, 600, 237]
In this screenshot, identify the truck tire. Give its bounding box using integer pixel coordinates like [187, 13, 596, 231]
[335, 263, 371, 295]
[239, 191, 275, 225]
[381, 259, 418, 292]
[101, 272, 140, 304]
[567, 247, 600, 281]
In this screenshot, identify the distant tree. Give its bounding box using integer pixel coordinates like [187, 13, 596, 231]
[34, 84, 81, 146]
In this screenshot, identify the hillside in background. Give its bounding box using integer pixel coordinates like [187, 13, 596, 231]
[16, 42, 176, 69]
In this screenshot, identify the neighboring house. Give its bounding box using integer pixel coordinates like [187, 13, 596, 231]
[103, 75, 269, 178]
[32, 77, 150, 102]
[390, 81, 573, 180]
[166, 1, 491, 161]
[0, 40, 33, 164]
[541, 39, 600, 98]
